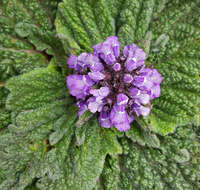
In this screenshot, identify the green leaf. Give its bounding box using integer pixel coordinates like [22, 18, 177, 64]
[126, 123, 160, 148]
[0, 87, 11, 129]
[35, 119, 121, 190]
[0, 0, 65, 136]
[103, 124, 200, 190]
[55, 0, 115, 55]
[0, 0, 66, 76]
[0, 168, 5, 185]
[1, 67, 121, 189]
[0, 67, 75, 189]
[145, 0, 200, 135]
[101, 155, 121, 190]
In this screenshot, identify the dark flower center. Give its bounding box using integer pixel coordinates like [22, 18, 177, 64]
[98, 54, 143, 110]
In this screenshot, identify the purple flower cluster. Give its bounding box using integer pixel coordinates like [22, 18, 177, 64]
[66, 36, 162, 132]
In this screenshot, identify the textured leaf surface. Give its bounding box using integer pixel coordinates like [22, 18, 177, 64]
[0, 0, 66, 77]
[36, 119, 122, 190]
[0, 87, 11, 129]
[0, 0, 64, 137]
[0, 67, 73, 189]
[56, 0, 200, 135]
[126, 123, 160, 148]
[1, 0, 200, 189]
[144, 0, 200, 135]
[100, 125, 200, 190]
[0, 67, 121, 189]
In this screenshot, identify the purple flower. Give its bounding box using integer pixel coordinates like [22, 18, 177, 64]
[77, 101, 88, 117]
[66, 36, 162, 132]
[99, 106, 112, 128]
[110, 103, 130, 132]
[66, 74, 94, 99]
[88, 71, 105, 82]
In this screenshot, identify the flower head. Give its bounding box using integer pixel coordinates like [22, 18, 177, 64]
[66, 36, 162, 132]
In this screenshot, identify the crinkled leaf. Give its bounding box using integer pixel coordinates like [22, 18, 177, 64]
[126, 123, 160, 148]
[0, 0, 63, 135]
[101, 155, 121, 190]
[36, 118, 122, 190]
[0, 0, 66, 76]
[0, 67, 75, 189]
[100, 125, 200, 190]
[145, 0, 200, 134]
[0, 67, 121, 190]
[0, 87, 11, 129]
[55, 0, 115, 55]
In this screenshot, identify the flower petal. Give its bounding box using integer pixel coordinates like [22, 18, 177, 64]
[123, 44, 145, 71]
[133, 103, 151, 117]
[77, 101, 88, 117]
[66, 74, 94, 100]
[124, 74, 133, 83]
[84, 53, 104, 72]
[117, 93, 129, 107]
[88, 71, 105, 82]
[67, 54, 78, 70]
[99, 107, 112, 128]
[110, 104, 130, 132]
[87, 97, 104, 113]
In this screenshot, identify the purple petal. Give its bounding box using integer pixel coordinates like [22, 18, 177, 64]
[99, 107, 112, 128]
[87, 97, 104, 113]
[84, 75, 95, 86]
[93, 36, 120, 65]
[84, 53, 104, 72]
[123, 74, 133, 83]
[150, 69, 162, 85]
[93, 42, 102, 52]
[128, 114, 135, 123]
[66, 74, 94, 100]
[125, 58, 137, 72]
[96, 43, 114, 64]
[129, 87, 140, 96]
[138, 94, 150, 105]
[77, 53, 89, 69]
[67, 54, 78, 69]
[123, 44, 145, 71]
[139, 68, 152, 76]
[117, 93, 129, 107]
[133, 103, 151, 117]
[133, 76, 145, 84]
[129, 88, 150, 105]
[133, 76, 153, 91]
[123, 44, 137, 57]
[134, 48, 146, 63]
[112, 63, 121, 71]
[99, 87, 110, 97]
[88, 71, 105, 82]
[110, 104, 130, 132]
[150, 85, 161, 99]
[106, 36, 120, 57]
[106, 53, 116, 65]
[90, 87, 110, 98]
[77, 101, 88, 117]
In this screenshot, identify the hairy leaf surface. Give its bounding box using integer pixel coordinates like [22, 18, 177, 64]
[0, 67, 121, 189]
[0, 0, 65, 140]
[0, 0, 200, 189]
[0, 0, 66, 79]
[118, 125, 200, 190]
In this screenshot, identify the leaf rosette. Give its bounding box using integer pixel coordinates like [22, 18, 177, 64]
[0, 0, 200, 189]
